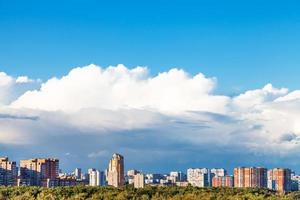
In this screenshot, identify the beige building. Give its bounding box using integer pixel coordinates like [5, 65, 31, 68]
[0, 157, 17, 186]
[134, 173, 145, 188]
[18, 158, 59, 186]
[107, 153, 124, 187]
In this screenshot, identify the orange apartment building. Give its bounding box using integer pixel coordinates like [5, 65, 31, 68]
[212, 175, 233, 187]
[268, 168, 291, 193]
[234, 167, 267, 188]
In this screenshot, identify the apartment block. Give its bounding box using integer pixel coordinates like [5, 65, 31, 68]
[134, 173, 145, 188]
[234, 167, 267, 188]
[212, 175, 233, 187]
[88, 168, 105, 186]
[0, 157, 17, 186]
[268, 168, 291, 193]
[18, 158, 59, 186]
[211, 168, 227, 177]
[187, 168, 211, 187]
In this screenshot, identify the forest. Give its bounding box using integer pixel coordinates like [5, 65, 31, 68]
[0, 185, 299, 200]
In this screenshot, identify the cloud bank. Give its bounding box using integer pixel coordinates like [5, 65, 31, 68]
[1, 64, 300, 171]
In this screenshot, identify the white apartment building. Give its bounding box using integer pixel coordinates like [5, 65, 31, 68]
[88, 168, 105, 186]
[187, 168, 211, 187]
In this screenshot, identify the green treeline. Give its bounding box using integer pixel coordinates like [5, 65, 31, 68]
[0, 185, 299, 200]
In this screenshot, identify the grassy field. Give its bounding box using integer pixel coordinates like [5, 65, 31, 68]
[0, 185, 299, 200]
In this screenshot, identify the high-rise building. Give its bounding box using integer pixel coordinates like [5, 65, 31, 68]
[74, 168, 82, 180]
[145, 173, 164, 184]
[187, 168, 211, 187]
[256, 167, 268, 188]
[268, 168, 291, 193]
[107, 153, 124, 187]
[127, 169, 140, 184]
[134, 173, 145, 188]
[211, 168, 227, 177]
[212, 175, 233, 187]
[88, 168, 105, 186]
[18, 158, 59, 186]
[234, 167, 267, 188]
[291, 174, 300, 191]
[170, 171, 187, 182]
[127, 169, 139, 177]
[0, 157, 17, 186]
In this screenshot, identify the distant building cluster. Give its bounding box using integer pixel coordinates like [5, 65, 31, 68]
[0, 154, 298, 193]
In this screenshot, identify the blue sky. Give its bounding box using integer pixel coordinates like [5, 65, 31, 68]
[1, 0, 300, 94]
[2, 1, 300, 173]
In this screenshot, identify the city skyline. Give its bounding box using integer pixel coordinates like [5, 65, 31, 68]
[0, 153, 297, 193]
[2, 0, 300, 173]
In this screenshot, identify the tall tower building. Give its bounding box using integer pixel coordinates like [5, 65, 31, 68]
[268, 168, 291, 193]
[234, 167, 267, 188]
[88, 168, 105, 186]
[18, 158, 59, 186]
[74, 168, 82, 180]
[0, 157, 17, 186]
[107, 153, 124, 187]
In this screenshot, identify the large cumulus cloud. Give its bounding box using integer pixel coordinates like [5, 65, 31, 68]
[1, 64, 300, 172]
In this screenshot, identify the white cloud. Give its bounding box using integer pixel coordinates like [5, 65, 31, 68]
[0, 72, 40, 106]
[231, 83, 288, 112]
[16, 76, 34, 83]
[11, 64, 229, 114]
[2, 64, 300, 170]
[88, 150, 109, 158]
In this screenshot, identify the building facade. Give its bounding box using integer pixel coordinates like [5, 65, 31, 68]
[234, 167, 267, 188]
[212, 175, 233, 187]
[18, 158, 59, 186]
[134, 173, 145, 188]
[107, 153, 124, 187]
[74, 168, 82, 180]
[170, 171, 187, 182]
[88, 168, 105, 186]
[211, 168, 227, 177]
[268, 168, 291, 193]
[127, 169, 139, 184]
[0, 157, 17, 186]
[187, 168, 211, 187]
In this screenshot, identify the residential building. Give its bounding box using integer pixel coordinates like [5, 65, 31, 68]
[74, 168, 82, 180]
[268, 168, 291, 193]
[107, 153, 124, 187]
[134, 173, 145, 188]
[18, 158, 59, 186]
[187, 168, 211, 187]
[234, 167, 267, 188]
[212, 175, 233, 187]
[127, 169, 139, 184]
[291, 175, 300, 191]
[47, 174, 78, 187]
[0, 157, 17, 186]
[170, 171, 187, 182]
[211, 168, 227, 177]
[145, 173, 164, 185]
[127, 169, 139, 177]
[88, 168, 105, 186]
